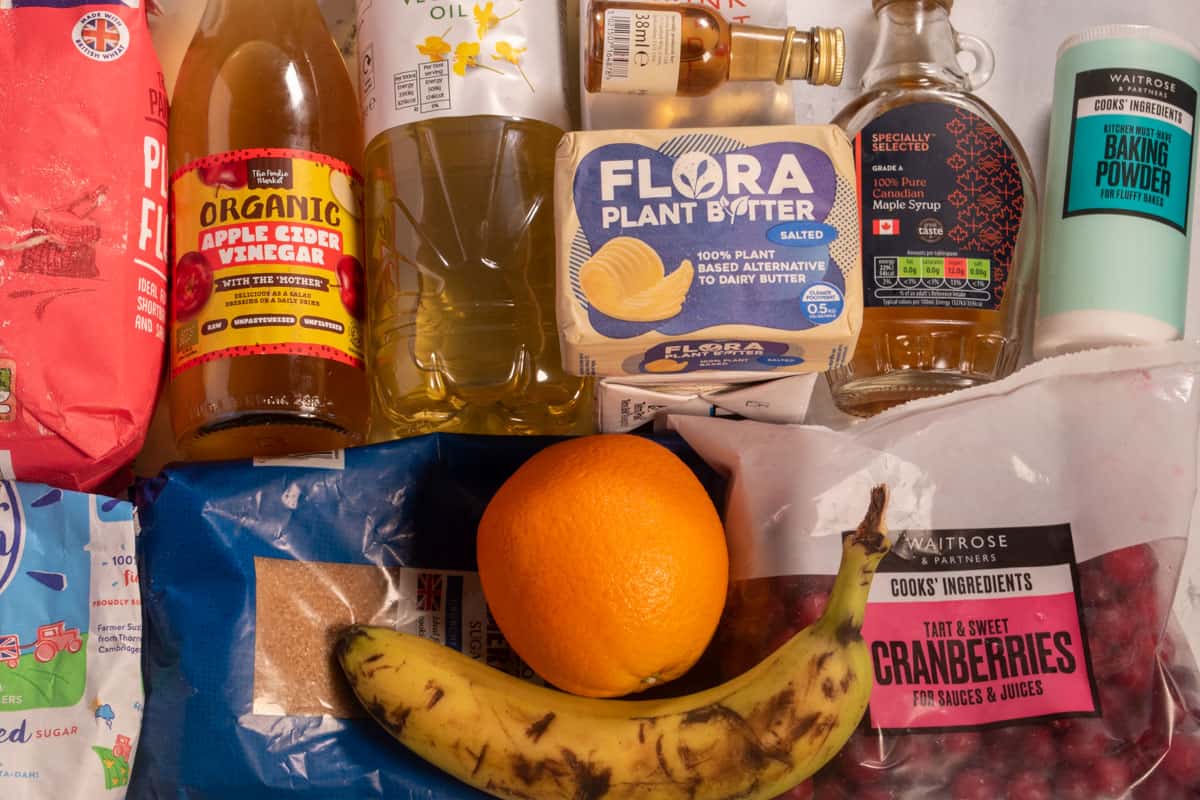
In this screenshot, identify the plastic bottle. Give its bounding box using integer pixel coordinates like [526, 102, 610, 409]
[169, 0, 368, 459]
[1035, 25, 1200, 358]
[356, 0, 592, 438]
[826, 0, 1039, 416]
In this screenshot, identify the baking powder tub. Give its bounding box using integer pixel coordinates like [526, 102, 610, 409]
[1035, 25, 1200, 358]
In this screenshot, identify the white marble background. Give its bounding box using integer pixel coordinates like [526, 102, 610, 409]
[147, 0, 1200, 661]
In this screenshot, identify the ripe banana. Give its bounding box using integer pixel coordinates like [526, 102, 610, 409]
[337, 485, 891, 800]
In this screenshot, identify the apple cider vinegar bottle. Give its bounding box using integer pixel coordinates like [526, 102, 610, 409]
[168, 0, 369, 459]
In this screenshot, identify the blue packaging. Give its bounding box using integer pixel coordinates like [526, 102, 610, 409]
[131, 434, 722, 799]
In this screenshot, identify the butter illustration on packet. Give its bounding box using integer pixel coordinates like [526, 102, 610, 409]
[579, 237, 694, 323]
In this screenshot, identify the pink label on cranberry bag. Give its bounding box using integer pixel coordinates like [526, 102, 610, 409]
[860, 525, 1100, 731]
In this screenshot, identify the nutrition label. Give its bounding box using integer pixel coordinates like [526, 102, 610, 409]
[872, 256, 992, 305]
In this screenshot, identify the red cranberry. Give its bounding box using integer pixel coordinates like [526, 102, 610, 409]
[1080, 561, 1117, 606]
[812, 775, 852, 800]
[1102, 545, 1157, 588]
[790, 591, 830, 630]
[1132, 772, 1183, 800]
[1159, 634, 1177, 666]
[1060, 717, 1119, 764]
[1162, 733, 1200, 785]
[719, 643, 761, 680]
[935, 731, 982, 763]
[837, 734, 887, 785]
[1112, 633, 1159, 690]
[775, 778, 814, 800]
[1054, 766, 1095, 800]
[950, 767, 1001, 800]
[1099, 683, 1150, 740]
[1131, 586, 1162, 627]
[765, 624, 804, 657]
[1006, 770, 1053, 800]
[1088, 605, 1137, 647]
[1090, 755, 1134, 797]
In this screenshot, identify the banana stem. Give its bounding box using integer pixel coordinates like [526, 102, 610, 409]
[818, 485, 891, 640]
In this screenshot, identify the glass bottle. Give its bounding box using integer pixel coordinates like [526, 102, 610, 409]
[584, 0, 845, 97]
[826, 0, 1039, 416]
[357, 0, 592, 438]
[169, 0, 369, 458]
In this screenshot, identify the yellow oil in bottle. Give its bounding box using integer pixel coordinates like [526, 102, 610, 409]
[169, 0, 369, 459]
[358, 2, 591, 437]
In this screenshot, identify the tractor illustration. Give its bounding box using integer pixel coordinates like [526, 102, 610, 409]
[113, 734, 132, 761]
[0, 620, 82, 668]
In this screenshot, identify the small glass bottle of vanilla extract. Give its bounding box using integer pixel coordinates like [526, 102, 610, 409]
[584, 0, 845, 96]
[827, 0, 1039, 416]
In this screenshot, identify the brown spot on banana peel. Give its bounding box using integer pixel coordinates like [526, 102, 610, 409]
[820, 677, 836, 700]
[469, 744, 488, 777]
[835, 619, 863, 646]
[561, 749, 612, 800]
[425, 681, 444, 710]
[789, 712, 820, 740]
[655, 735, 676, 780]
[335, 624, 376, 665]
[525, 712, 556, 743]
[364, 699, 412, 739]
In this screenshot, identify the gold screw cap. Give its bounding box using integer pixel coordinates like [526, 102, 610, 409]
[810, 27, 846, 86]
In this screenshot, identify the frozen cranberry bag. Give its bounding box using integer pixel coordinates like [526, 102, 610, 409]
[674, 343, 1200, 800]
[0, 1, 168, 491]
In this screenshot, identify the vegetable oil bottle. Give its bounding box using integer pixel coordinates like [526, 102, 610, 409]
[169, 0, 369, 459]
[826, 0, 1038, 416]
[356, 0, 592, 438]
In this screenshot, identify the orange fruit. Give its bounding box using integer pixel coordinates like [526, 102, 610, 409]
[476, 434, 729, 698]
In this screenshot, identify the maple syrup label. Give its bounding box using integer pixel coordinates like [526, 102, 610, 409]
[855, 103, 1025, 312]
[169, 149, 365, 377]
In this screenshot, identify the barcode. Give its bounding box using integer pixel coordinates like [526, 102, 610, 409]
[604, 11, 631, 81]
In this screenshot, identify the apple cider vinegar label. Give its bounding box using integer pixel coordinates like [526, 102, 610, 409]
[169, 149, 365, 376]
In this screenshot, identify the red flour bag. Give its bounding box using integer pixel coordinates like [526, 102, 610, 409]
[0, 0, 167, 491]
[675, 343, 1200, 800]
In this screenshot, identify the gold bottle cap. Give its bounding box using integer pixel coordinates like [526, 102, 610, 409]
[810, 26, 845, 86]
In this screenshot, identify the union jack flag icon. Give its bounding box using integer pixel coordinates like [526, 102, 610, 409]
[80, 17, 122, 53]
[416, 573, 443, 612]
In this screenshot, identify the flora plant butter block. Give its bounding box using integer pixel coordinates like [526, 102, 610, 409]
[555, 125, 862, 378]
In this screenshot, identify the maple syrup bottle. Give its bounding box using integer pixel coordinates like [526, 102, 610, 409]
[827, 0, 1038, 416]
[584, 0, 845, 96]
